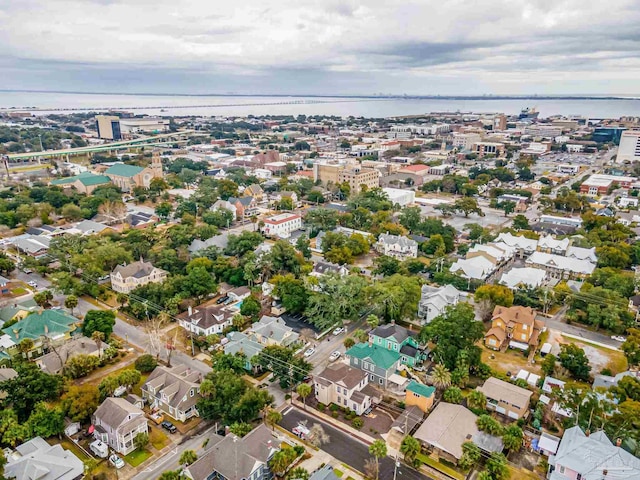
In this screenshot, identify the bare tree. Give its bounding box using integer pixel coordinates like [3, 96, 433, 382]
[145, 315, 167, 361]
[307, 423, 330, 448]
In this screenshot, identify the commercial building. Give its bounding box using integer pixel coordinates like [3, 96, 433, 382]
[382, 187, 415, 207]
[119, 117, 170, 136]
[616, 130, 640, 163]
[579, 173, 636, 195]
[95, 115, 122, 140]
[261, 213, 302, 238]
[337, 167, 380, 195]
[452, 132, 481, 150]
[472, 141, 505, 157]
[525, 125, 563, 138]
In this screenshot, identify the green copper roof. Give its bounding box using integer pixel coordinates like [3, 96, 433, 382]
[346, 342, 400, 370]
[51, 171, 111, 187]
[105, 164, 145, 177]
[79, 174, 111, 186]
[3, 309, 78, 342]
[406, 380, 435, 398]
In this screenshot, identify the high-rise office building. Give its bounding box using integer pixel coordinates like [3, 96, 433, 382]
[616, 130, 640, 163]
[95, 115, 122, 140]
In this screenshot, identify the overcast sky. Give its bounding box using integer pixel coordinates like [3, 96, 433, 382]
[2, 0, 640, 95]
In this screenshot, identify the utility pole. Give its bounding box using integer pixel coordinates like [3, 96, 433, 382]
[392, 451, 400, 480]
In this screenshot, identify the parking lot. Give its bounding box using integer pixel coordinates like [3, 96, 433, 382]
[281, 312, 320, 334]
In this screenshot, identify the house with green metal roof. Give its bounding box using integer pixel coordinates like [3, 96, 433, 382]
[104, 154, 164, 192]
[345, 342, 401, 388]
[105, 164, 145, 178]
[50, 171, 112, 194]
[369, 323, 427, 367]
[405, 380, 435, 412]
[0, 309, 80, 359]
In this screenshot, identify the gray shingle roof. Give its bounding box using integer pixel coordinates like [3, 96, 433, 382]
[6, 437, 84, 480]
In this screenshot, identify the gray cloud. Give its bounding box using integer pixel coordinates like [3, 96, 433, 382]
[1, 0, 639, 95]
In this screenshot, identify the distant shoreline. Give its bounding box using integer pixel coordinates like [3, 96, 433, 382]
[1, 89, 638, 101]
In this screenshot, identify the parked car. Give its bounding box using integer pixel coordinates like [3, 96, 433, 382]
[292, 424, 310, 439]
[216, 295, 229, 304]
[27, 281, 37, 288]
[113, 386, 127, 397]
[611, 335, 626, 342]
[162, 421, 177, 433]
[329, 351, 341, 361]
[303, 348, 315, 358]
[149, 412, 164, 424]
[332, 327, 345, 336]
[109, 454, 125, 469]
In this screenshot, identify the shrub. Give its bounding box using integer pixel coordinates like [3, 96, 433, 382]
[331, 411, 339, 418]
[352, 418, 364, 429]
[135, 354, 158, 373]
[317, 403, 326, 412]
[65, 354, 100, 379]
[329, 404, 339, 412]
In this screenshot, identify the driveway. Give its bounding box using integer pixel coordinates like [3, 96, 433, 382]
[281, 406, 432, 480]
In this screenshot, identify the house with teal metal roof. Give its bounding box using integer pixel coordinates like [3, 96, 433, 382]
[345, 342, 401, 388]
[103, 154, 164, 192]
[368, 323, 427, 367]
[0, 309, 80, 358]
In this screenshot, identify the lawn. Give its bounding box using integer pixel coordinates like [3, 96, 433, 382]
[508, 465, 540, 480]
[149, 426, 170, 450]
[569, 339, 628, 375]
[11, 287, 27, 295]
[415, 453, 465, 480]
[481, 347, 540, 376]
[124, 448, 152, 467]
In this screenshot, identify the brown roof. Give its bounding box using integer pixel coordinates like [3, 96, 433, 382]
[476, 377, 533, 409]
[492, 305, 536, 326]
[485, 327, 507, 344]
[316, 363, 367, 390]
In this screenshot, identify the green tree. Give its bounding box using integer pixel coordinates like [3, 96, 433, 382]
[265, 408, 283, 430]
[502, 425, 524, 453]
[179, 449, 198, 466]
[287, 467, 309, 480]
[295, 235, 312, 259]
[64, 294, 78, 315]
[229, 422, 253, 437]
[61, 384, 100, 423]
[476, 414, 503, 436]
[622, 328, 640, 367]
[372, 255, 400, 276]
[501, 200, 516, 217]
[344, 337, 356, 349]
[305, 274, 367, 330]
[34, 290, 53, 307]
[17, 338, 34, 357]
[65, 354, 101, 379]
[541, 354, 556, 376]
[27, 402, 65, 438]
[419, 303, 484, 371]
[135, 354, 158, 373]
[133, 432, 149, 451]
[155, 202, 173, 219]
[0, 363, 63, 421]
[443, 386, 463, 404]
[158, 470, 181, 480]
[269, 450, 294, 477]
[486, 452, 509, 480]
[400, 435, 420, 463]
[512, 214, 530, 230]
[368, 439, 388, 480]
[453, 197, 483, 217]
[474, 284, 514, 308]
[559, 343, 592, 381]
[430, 364, 452, 391]
[367, 274, 421, 322]
[82, 309, 116, 340]
[255, 345, 311, 389]
[459, 441, 481, 470]
[352, 329, 369, 343]
[297, 383, 312, 409]
[272, 274, 309, 314]
[467, 390, 487, 411]
[240, 295, 262, 318]
[366, 315, 379, 330]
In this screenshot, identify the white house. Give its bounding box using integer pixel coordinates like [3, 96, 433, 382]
[92, 398, 148, 455]
[375, 233, 418, 260]
[261, 213, 303, 238]
[314, 363, 376, 415]
[110, 259, 167, 294]
[417, 285, 465, 324]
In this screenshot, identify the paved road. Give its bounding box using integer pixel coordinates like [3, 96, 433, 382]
[281, 407, 431, 480]
[543, 311, 623, 349]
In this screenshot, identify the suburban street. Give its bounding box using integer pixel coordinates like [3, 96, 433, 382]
[281, 406, 432, 480]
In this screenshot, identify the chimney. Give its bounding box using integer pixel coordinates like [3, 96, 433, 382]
[188, 306, 193, 316]
[585, 429, 590, 437]
[616, 438, 622, 447]
[515, 312, 519, 319]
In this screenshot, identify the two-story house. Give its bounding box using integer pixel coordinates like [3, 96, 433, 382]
[314, 363, 379, 415]
[228, 196, 258, 219]
[244, 184, 265, 203]
[223, 331, 265, 372]
[141, 365, 201, 422]
[417, 285, 465, 324]
[375, 234, 418, 260]
[548, 426, 640, 480]
[247, 316, 300, 348]
[484, 305, 545, 351]
[110, 259, 168, 294]
[210, 199, 237, 222]
[183, 424, 278, 480]
[345, 342, 401, 388]
[369, 323, 426, 367]
[177, 302, 234, 337]
[92, 398, 148, 455]
[476, 377, 532, 420]
[404, 380, 435, 413]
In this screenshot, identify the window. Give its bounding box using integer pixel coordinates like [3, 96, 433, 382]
[353, 358, 359, 365]
[558, 466, 565, 474]
[337, 396, 341, 403]
[379, 378, 383, 384]
[522, 324, 527, 331]
[343, 399, 347, 406]
[370, 374, 374, 381]
[521, 333, 527, 340]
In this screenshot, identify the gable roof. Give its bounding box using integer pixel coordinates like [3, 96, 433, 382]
[414, 402, 478, 459]
[144, 364, 201, 411]
[477, 377, 533, 409]
[105, 163, 145, 177]
[249, 316, 299, 346]
[94, 397, 144, 430]
[378, 233, 417, 249]
[316, 363, 367, 390]
[406, 380, 435, 398]
[526, 251, 596, 275]
[224, 331, 264, 359]
[370, 323, 413, 344]
[51, 171, 111, 187]
[346, 343, 400, 370]
[176, 302, 234, 330]
[492, 305, 536, 326]
[112, 259, 164, 279]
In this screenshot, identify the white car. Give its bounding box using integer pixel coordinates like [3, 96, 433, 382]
[304, 348, 316, 358]
[332, 327, 345, 336]
[109, 454, 125, 469]
[611, 335, 626, 342]
[28, 281, 38, 288]
[329, 351, 341, 361]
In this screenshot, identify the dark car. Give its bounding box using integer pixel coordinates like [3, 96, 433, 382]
[161, 421, 177, 433]
[216, 295, 229, 305]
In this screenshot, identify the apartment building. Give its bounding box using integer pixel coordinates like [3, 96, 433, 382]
[337, 167, 380, 195]
[261, 213, 303, 238]
[476, 377, 532, 420]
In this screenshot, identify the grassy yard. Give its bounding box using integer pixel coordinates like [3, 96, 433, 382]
[149, 426, 170, 450]
[481, 347, 540, 376]
[415, 453, 465, 480]
[124, 448, 152, 467]
[569, 339, 628, 375]
[508, 465, 540, 480]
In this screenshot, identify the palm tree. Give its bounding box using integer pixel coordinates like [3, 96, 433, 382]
[250, 215, 258, 231]
[91, 331, 105, 359]
[477, 472, 493, 480]
[477, 415, 503, 436]
[286, 467, 309, 480]
[368, 439, 388, 480]
[296, 383, 312, 410]
[366, 314, 379, 330]
[400, 435, 420, 463]
[265, 408, 283, 431]
[502, 425, 524, 453]
[269, 450, 291, 477]
[343, 338, 356, 349]
[64, 295, 78, 316]
[467, 390, 487, 411]
[430, 364, 451, 391]
[179, 449, 198, 466]
[352, 329, 369, 344]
